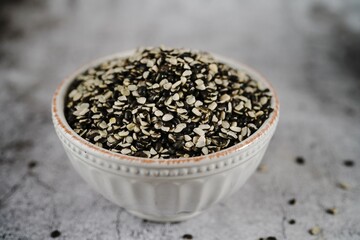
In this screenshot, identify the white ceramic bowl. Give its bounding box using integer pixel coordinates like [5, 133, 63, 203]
[52, 50, 279, 222]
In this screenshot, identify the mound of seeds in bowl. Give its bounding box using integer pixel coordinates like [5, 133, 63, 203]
[65, 47, 273, 159]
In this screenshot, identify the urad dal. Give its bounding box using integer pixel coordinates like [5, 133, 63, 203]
[65, 47, 273, 159]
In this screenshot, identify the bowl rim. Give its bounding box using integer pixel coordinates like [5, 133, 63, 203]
[52, 49, 279, 165]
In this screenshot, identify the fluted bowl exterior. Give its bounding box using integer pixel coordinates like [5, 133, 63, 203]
[52, 51, 279, 222]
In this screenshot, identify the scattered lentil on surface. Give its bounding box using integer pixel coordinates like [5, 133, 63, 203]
[65, 47, 273, 158]
[337, 181, 350, 190]
[182, 234, 193, 239]
[50, 230, 61, 238]
[288, 198, 296, 205]
[326, 207, 337, 215]
[309, 226, 321, 236]
[259, 237, 278, 240]
[28, 160, 37, 169]
[288, 219, 296, 225]
[295, 156, 305, 165]
[343, 159, 355, 167]
[266, 237, 277, 240]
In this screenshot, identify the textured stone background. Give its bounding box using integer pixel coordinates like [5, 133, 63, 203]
[1, 0, 360, 239]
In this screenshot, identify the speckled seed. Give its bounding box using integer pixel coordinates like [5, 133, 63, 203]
[162, 114, 174, 121]
[118, 131, 129, 137]
[215, 78, 222, 85]
[248, 111, 256, 118]
[196, 84, 206, 90]
[208, 102, 217, 110]
[220, 111, 226, 120]
[227, 131, 237, 139]
[163, 82, 172, 90]
[194, 100, 203, 107]
[142, 71, 149, 79]
[99, 121, 107, 129]
[126, 123, 136, 131]
[174, 123, 187, 133]
[195, 79, 204, 86]
[241, 127, 248, 137]
[192, 108, 202, 116]
[149, 148, 157, 155]
[73, 103, 89, 116]
[196, 135, 206, 148]
[128, 85, 137, 91]
[125, 136, 133, 143]
[121, 148, 132, 155]
[230, 126, 241, 132]
[235, 102, 244, 111]
[168, 57, 177, 65]
[245, 100, 252, 109]
[184, 57, 194, 63]
[154, 110, 164, 117]
[256, 111, 264, 117]
[161, 126, 170, 131]
[186, 95, 196, 105]
[220, 94, 231, 102]
[209, 63, 218, 73]
[177, 108, 187, 114]
[172, 93, 180, 101]
[118, 96, 127, 101]
[194, 127, 205, 136]
[222, 121, 230, 129]
[109, 117, 116, 125]
[260, 96, 268, 105]
[137, 97, 146, 104]
[248, 123, 257, 129]
[185, 141, 194, 148]
[107, 136, 116, 143]
[202, 147, 209, 155]
[73, 92, 82, 101]
[165, 97, 173, 106]
[182, 70, 192, 77]
[184, 135, 192, 141]
[199, 124, 210, 130]
[172, 80, 182, 89]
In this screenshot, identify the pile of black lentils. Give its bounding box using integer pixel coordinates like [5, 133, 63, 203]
[65, 47, 273, 159]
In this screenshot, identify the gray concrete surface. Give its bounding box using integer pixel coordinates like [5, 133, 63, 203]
[1, 0, 360, 239]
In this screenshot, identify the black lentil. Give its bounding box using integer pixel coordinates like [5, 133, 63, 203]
[65, 47, 273, 159]
[326, 207, 337, 215]
[182, 234, 193, 239]
[288, 198, 296, 205]
[288, 219, 296, 225]
[28, 160, 37, 169]
[343, 159, 355, 167]
[266, 237, 277, 240]
[295, 156, 305, 165]
[50, 230, 61, 238]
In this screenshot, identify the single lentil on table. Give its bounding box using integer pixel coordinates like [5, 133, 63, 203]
[65, 47, 273, 159]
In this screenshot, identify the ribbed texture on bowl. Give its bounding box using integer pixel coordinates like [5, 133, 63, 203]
[62, 135, 270, 221]
[54, 113, 276, 221]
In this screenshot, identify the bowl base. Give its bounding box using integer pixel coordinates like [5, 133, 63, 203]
[127, 210, 202, 222]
